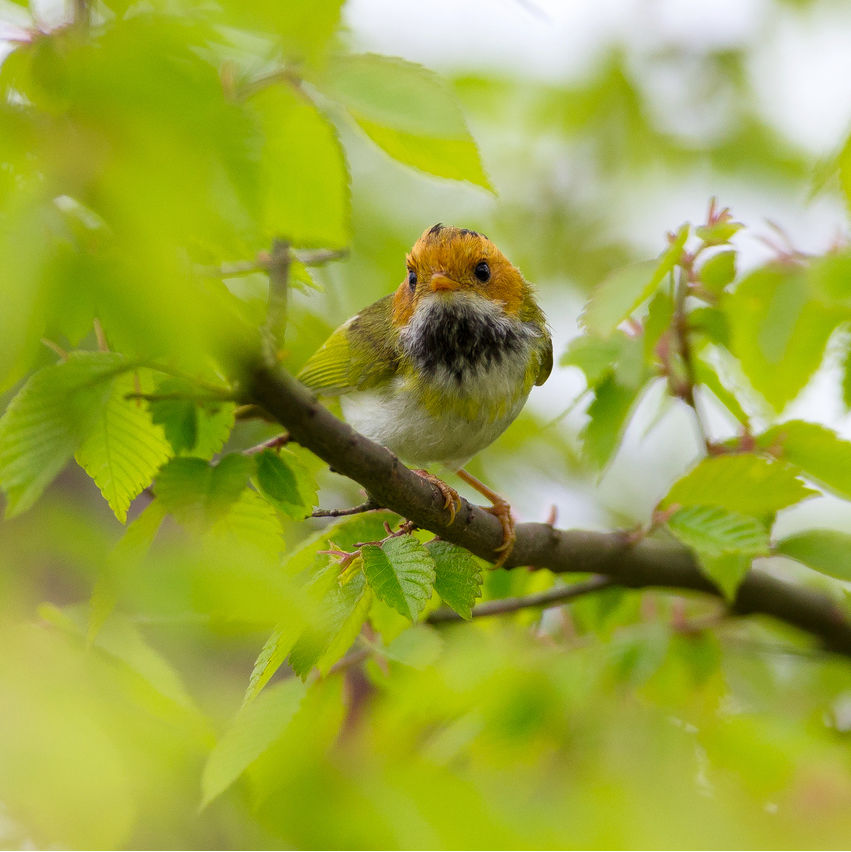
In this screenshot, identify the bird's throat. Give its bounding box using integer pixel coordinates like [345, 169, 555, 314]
[399, 294, 537, 385]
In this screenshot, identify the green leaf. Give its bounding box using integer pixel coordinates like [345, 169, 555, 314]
[201, 678, 306, 808]
[560, 335, 624, 387]
[155, 454, 253, 526]
[251, 84, 349, 248]
[842, 337, 851, 411]
[75, 373, 172, 523]
[581, 225, 688, 337]
[319, 53, 491, 190]
[758, 420, 851, 501]
[667, 506, 770, 557]
[776, 530, 851, 582]
[148, 377, 235, 459]
[699, 250, 737, 293]
[289, 568, 370, 679]
[661, 454, 817, 516]
[362, 534, 436, 622]
[643, 289, 675, 363]
[692, 357, 749, 425]
[698, 552, 752, 601]
[0, 352, 129, 517]
[581, 374, 642, 470]
[254, 448, 316, 518]
[695, 220, 743, 244]
[381, 625, 443, 669]
[724, 264, 840, 411]
[243, 620, 305, 707]
[426, 540, 482, 620]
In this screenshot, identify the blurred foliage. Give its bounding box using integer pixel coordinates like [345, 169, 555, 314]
[2, 0, 851, 848]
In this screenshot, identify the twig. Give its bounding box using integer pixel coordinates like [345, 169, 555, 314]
[242, 433, 290, 455]
[263, 238, 291, 361]
[125, 391, 237, 404]
[93, 318, 109, 352]
[195, 248, 347, 279]
[312, 499, 382, 518]
[427, 576, 615, 624]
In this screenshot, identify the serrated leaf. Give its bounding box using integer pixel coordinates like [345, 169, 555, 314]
[582, 225, 688, 337]
[776, 529, 851, 582]
[289, 568, 369, 679]
[243, 620, 305, 707]
[661, 454, 817, 516]
[724, 264, 841, 411]
[581, 374, 642, 470]
[75, 373, 172, 523]
[254, 448, 316, 518]
[148, 377, 235, 458]
[362, 534, 436, 622]
[698, 551, 752, 601]
[699, 250, 737, 293]
[201, 678, 306, 808]
[758, 420, 851, 501]
[206, 487, 285, 562]
[667, 506, 770, 557]
[426, 540, 482, 620]
[155, 453, 253, 526]
[0, 352, 129, 516]
[320, 53, 491, 190]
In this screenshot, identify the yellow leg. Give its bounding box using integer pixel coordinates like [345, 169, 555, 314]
[413, 469, 461, 524]
[456, 468, 515, 566]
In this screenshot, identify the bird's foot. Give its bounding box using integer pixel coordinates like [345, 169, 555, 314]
[485, 498, 516, 568]
[413, 469, 461, 524]
[455, 468, 516, 567]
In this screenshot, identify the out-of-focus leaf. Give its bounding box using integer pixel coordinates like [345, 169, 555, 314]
[201, 678, 306, 808]
[581, 374, 642, 470]
[581, 225, 687, 337]
[560, 334, 625, 387]
[660, 454, 817, 516]
[757, 420, 851, 501]
[690, 307, 730, 348]
[724, 264, 840, 411]
[320, 53, 491, 190]
[699, 250, 736, 293]
[219, 0, 343, 64]
[148, 377, 235, 459]
[697, 552, 752, 602]
[843, 337, 851, 411]
[254, 448, 316, 518]
[155, 454, 253, 526]
[667, 506, 770, 557]
[808, 252, 851, 308]
[695, 220, 743, 244]
[89, 500, 167, 641]
[643, 290, 674, 363]
[381, 625, 443, 669]
[250, 84, 349, 247]
[243, 621, 305, 707]
[776, 529, 851, 582]
[289, 568, 370, 679]
[692, 357, 749, 425]
[75, 372, 172, 523]
[362, 534, 435, 621]
[0, 352, 128, 517]
[426, 540, 483, 620]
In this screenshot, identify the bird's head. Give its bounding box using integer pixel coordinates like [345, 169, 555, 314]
[391, 224, 527, 327]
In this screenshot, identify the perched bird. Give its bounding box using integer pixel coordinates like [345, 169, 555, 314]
[297, 224, 552, 562]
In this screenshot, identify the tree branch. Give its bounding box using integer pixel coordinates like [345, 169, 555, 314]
[244, 361, 851, 658]
[427, 576, 615, 624]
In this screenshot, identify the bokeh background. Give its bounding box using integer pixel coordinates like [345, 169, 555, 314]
[2, 0, 851, 847]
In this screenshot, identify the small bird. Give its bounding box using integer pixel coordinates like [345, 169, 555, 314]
[297, 224, 552, 562]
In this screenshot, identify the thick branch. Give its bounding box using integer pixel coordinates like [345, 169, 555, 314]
[245, 362, 851, 658]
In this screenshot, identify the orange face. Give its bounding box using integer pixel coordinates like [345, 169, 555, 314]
[391, 224, 527, 327]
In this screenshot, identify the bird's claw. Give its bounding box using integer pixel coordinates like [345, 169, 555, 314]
[413, 470, 461, 524]
[486, 499, 516, 567]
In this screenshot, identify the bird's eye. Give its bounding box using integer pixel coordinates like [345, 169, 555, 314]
[474, 261, 490, 282]
[407, 269, 417, 290]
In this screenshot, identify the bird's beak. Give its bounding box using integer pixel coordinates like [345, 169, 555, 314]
[429, 273, 460, 292]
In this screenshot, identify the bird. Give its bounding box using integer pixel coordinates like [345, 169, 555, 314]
[297, 224, 552, 563]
